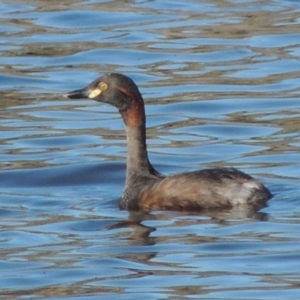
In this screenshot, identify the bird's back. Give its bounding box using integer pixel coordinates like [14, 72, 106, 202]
[123, 168, 271, 212]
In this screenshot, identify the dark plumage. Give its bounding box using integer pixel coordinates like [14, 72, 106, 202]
[65, 73, 272, 212]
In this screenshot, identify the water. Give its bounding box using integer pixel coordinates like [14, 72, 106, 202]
[1, 0, 300, 299]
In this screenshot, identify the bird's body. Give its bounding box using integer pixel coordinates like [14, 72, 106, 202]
[65, 73, 272, 212]
[121, 168, 270, 211]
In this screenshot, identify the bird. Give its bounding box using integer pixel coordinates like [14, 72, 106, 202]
[65, 73, 272, 212]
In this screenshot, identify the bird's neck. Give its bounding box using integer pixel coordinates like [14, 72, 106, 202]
[121, 103, 159, 184]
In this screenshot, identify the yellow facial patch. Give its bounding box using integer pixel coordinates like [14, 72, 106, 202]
[88, 82, 108, 99]
[88, 89, 101, 99]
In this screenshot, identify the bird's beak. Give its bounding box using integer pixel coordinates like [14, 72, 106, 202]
[64, 86, 89, 99]
[64, 86, 102, 99]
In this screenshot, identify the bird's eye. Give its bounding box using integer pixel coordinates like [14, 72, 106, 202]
[99, 82, 108, 91]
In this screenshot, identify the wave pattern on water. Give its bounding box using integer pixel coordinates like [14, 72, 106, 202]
[0, 0, 300, 299]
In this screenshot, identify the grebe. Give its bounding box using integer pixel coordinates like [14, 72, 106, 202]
[65, 73, 271, 211]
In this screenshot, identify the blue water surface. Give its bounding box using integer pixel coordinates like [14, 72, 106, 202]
[0, 0, 300, 299]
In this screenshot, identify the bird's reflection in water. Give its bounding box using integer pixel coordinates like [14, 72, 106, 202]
[106, 205, 268, 248]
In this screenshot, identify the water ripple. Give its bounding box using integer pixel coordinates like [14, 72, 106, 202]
[1, 0, 300, 299]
